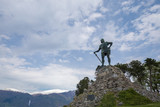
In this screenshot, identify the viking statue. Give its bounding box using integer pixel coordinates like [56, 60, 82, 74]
[94, 39, 113, 66]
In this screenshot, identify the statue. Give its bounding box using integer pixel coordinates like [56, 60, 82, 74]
[94, 38, 113, 66]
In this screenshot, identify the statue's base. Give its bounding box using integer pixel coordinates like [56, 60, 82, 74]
[96, 65, 113, 71]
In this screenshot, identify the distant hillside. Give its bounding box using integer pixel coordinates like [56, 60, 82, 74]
[0, 90, 75, 107]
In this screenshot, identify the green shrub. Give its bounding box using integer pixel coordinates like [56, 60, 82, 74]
[97, 92, 116, 107]
[118, 88, 152, 106]
[121, 102, 160, 107]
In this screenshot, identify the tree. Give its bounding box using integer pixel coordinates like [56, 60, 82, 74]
[115, 61, 147, 85]
[151, 61, 160, 93]
[115, 58, 160, 93]
[115, 63, 129, 73]
[75, 77, 90, 96]
[128, 60, 146, 85]
[144, 58, 157, 92]
[115, 63, 131, 80]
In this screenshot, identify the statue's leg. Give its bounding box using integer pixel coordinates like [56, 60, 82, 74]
[101, 53, 105, 66]
[107, 54, 111, 65]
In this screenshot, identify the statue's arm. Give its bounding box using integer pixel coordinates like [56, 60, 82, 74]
[94, 45, 101, 53]
[108, 42, 113, 48]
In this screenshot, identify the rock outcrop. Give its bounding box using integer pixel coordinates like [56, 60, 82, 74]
[69, 66, 160, 107]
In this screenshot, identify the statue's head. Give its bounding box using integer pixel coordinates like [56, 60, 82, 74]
[101, 38, 105, 43]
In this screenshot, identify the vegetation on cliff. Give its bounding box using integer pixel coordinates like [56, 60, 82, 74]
[75, 77, 94, 96]
[97, 92, 116, 107]
[97, 88, 152, 107]
[118, 88, 152, 106]
[115, 58, 160, 93]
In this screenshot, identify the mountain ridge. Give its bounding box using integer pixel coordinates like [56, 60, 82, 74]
[3, 88, 70, 95]
[0, 89, 75, 107]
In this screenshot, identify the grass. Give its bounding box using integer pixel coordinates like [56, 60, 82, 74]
[118, 88, 152, 106]
[121, 102, 160, 107]
[97, 91, 116, 107]
[97, 88, 155, 107]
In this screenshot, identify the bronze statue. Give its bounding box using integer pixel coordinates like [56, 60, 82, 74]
[94, 39, 113, 66]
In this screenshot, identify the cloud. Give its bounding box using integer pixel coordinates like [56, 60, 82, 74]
[0, 0, 159, 93]
[31, 89, 69, 94]
[0, 0, 102, 55]
[0, 41, 94, 92]
[103, 21, 126, 50]
[15, 24, 95, 55]
[158, 55, 160, 60]
[0, 0, 103, 92]
[0, 45, 12, 56]
[76, 57, 83, 61]
[111, 3, 160, 51]
[103, 21, 120, 42]
[121, 0, 134, 6]
[0, 35, 10, 41]
[85, 13, 103, 23]
[124, 56, 144, 63]
[113, 10, 121, 16]
[100, 3, 160, 53]
[119, 43, 132, 51]
[121, 0, 155, 14]
[132, 12, 160, 44]
[0, 57, 29, 67]
[0, 62, 94, 92]
[122, 4, 141, 13]
[150, 5, 160, 12]
[100, 7, 109, 13]
[141, 0, 155, 7]
[59, 59, 69, 63]
[91, 37, 101, 49]
[120, 32, 146, 42]
[130, 5, 141, 13]
[121, 0, 156, 14]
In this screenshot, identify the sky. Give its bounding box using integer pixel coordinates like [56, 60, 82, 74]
[0, 0, 160, 93]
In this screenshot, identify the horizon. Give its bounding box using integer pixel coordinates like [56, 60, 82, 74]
[0, 0, 160, 92]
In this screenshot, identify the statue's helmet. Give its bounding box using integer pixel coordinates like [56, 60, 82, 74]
[101, 38, 105, 43]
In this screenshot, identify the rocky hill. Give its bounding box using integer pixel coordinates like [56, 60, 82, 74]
[0, 90, 75, 107]
[69, 66, 160, 107]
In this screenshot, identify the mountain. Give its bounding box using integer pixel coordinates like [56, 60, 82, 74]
[69, 66, 160, 107]
[0, 90, 75, 107]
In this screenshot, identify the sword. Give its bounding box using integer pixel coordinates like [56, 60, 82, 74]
[94, 52, 102, 63]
